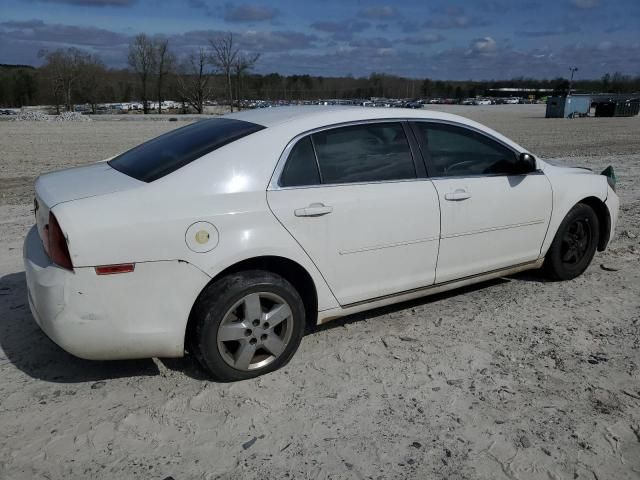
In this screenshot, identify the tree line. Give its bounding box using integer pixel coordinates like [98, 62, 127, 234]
[1, 36, 639, 111]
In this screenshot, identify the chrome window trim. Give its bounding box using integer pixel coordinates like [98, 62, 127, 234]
[268, 118, 420, 191]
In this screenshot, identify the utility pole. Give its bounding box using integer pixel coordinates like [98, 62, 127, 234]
[568, 67, 578, 96]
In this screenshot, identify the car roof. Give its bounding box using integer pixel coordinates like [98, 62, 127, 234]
[223, 105, 526, 154]
[225, 105, 478, 130]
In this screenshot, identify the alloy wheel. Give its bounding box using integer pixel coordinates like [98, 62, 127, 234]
[560, 217, 592, 265]
[217, 292, 293, 371]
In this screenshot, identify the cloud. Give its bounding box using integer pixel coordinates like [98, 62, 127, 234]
[467, 36, 497, 56]
[433, 5, 465, 16]
[0, 19, 130, 47]
[359, 6, 398, 20]
[0, 19, 46, 28]
[229, 39, 640, 79]
[310, 19, 370, 33]
[569, 0, 599, 8]
[310, 19, 370, 41]
[223, 4, 278, 22]
[0, 20, 317, 69]
[169, 29, 316, 52]
[35, 0, 135, 5]
[187, 0, 207, 8]
[423, 14, 488, 29]
[235, 30, 316, 51]
[521, 24, 581, 37]
[402, 33, 445, 45]
[349, 37, 393, 49]
[398, 20, 421, 33]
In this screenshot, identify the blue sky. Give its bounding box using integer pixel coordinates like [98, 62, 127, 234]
[1, 0, 639, 79]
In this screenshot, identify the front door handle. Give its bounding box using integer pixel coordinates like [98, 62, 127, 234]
[444, 189, 471, 201]
[294, 203, 333, 217]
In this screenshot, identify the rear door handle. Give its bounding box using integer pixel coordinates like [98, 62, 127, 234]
[444, 189, 471, 201]
[294, 203, 333, 217]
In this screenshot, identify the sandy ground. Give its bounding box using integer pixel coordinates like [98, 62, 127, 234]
[0, 105, 639, 479]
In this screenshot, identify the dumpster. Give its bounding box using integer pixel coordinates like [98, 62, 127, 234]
[545, 95, 591, 118]
[594, 98, 640, 117]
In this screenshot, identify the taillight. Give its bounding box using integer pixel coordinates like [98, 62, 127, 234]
[45, 213, 73, 270]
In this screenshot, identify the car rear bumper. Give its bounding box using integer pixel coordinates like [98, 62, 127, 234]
[23, 226, 210, 360]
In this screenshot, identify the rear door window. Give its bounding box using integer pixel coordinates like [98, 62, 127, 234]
[109, 118, 265, 182]
[279, 136, 321, 187]
[311, 122, 416, 184]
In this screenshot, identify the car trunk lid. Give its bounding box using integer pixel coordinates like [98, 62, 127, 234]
[34, 162, 143, 243]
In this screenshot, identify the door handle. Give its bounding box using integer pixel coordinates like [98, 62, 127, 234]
[294, 203, 333, 217]
[444, 189, 471, 201]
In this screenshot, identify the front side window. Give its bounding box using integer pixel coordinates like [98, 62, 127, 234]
[414, 123, 520, 177]
[109, 118, 265, 182]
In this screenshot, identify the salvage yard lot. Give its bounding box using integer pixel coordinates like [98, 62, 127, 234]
[1, 104, 639, 479]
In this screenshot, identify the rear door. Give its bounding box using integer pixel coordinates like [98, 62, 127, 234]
[411, 121, 552, 283]
[267, 121, 441, 306]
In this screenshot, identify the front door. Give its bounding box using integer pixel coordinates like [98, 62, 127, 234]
[267, 122, 441, 306]
[411, 121, 553, 283]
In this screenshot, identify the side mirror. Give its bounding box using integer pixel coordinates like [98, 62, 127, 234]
[519, 153, 537, 172]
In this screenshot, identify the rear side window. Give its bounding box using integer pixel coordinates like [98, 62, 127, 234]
[311, 123, 415, 184]
[414, 123, 518, 177]
[279, 136, 320, 187]
[109, 118, 265, 182]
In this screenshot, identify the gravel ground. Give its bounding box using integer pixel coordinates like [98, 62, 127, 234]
[0, 104, 639, 479]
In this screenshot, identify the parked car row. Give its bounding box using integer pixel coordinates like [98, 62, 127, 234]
[2, 97, 543, 115]
[73, 101, 185, 114]
[239, 97, 539, 110]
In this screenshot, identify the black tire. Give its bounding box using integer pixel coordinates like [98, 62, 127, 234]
[190, 270, 305, 381]
[543, 203, 599, 280]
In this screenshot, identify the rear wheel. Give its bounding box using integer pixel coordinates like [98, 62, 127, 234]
[544, 203, 599, 280]
[190, 270, 305, 381]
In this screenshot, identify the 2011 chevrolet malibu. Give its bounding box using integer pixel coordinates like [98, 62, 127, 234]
[24, 107, 619, 381]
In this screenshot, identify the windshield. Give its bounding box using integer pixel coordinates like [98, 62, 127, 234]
[109, 118, 265, 182]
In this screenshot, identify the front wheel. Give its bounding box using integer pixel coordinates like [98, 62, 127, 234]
[543, 203, 599, 280]
[190, 270, 305, 381]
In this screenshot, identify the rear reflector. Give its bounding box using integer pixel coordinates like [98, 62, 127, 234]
[95, 263, 135, 275]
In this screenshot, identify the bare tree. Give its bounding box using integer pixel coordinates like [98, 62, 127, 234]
[177, 47, 214, 114]
[234, 52, 260, 110]
[210, 32, 238, 112]
[38, 59, 63, 114]
[128, 34, 156, 114]
[155, 38, 174, 114]
[76, 55, 107, 113]
[38, 48, 90, 112]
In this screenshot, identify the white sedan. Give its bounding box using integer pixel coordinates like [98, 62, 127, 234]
[24, 107, 619, 381]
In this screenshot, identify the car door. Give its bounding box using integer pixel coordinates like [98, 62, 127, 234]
[411, 121, 552, 283]
[267, 121, 441, 306]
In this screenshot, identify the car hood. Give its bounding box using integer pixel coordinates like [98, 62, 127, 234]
[35, 162, 143, 209]
[541, 159, 594, 175]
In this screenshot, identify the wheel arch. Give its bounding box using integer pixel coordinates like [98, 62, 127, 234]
[579, 196, 611, 251]
[185, 255, 318, 352]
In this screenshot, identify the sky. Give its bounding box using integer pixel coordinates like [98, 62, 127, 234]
[0, 0, 639, 80]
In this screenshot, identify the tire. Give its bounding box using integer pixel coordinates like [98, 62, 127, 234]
[190, 270, 305, 381]
[543, 203, 600, 280]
